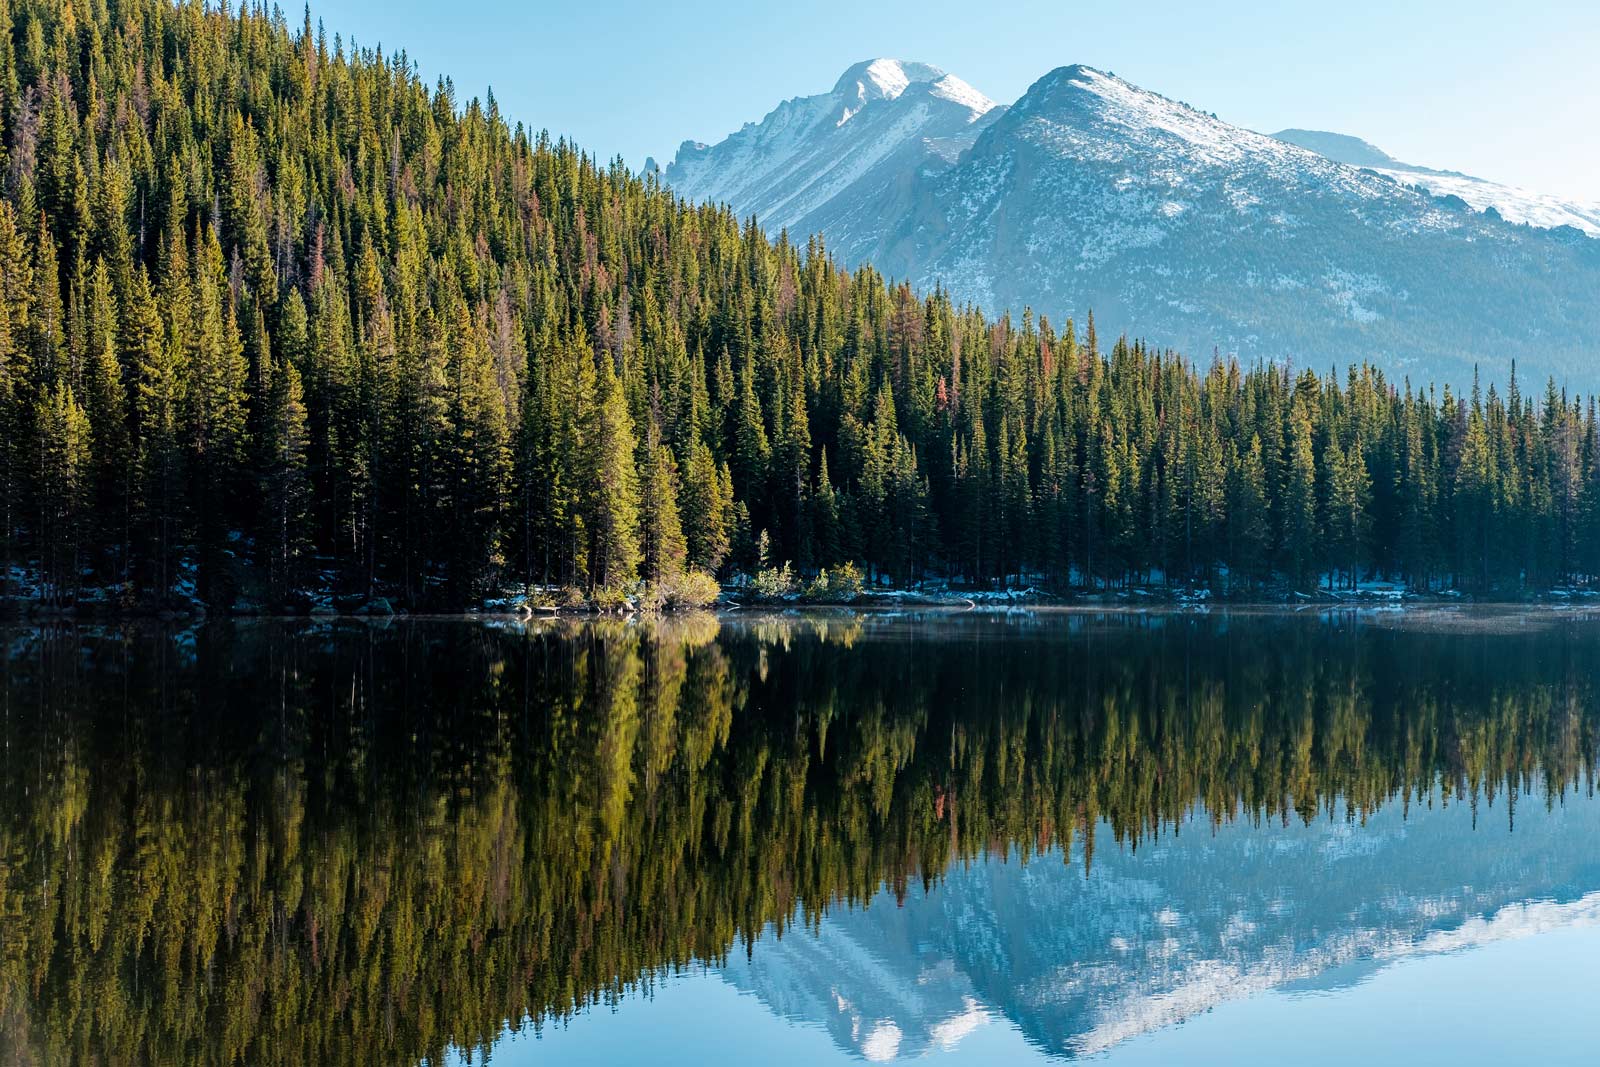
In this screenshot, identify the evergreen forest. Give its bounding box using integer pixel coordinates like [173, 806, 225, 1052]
[3, 0, 1599, 609]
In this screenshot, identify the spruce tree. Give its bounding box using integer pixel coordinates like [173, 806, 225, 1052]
[0, 202, 24, 598]
[186, 226, 250, 602]
[129, 267, 184, 600]
[34, 379, 90, 604]
[586, 357, 641, 592]
[681, 439, 730, 573]
[82, 258, 130, 585]
[261, 358, 311, 602]
[1225, 436, 1270, 591]
[1283, 402, 1318, 588]
[639, 431, 688, 585]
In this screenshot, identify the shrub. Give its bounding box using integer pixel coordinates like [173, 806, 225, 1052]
[803, 561, 866, 602]
[827, 562, 864, 600]
[636, 582, 669, 613]
[592, 585, 631, 612]
[667, 569, 722, 609]
[752, 561, 795, 599]
[636, 570, 722, 612]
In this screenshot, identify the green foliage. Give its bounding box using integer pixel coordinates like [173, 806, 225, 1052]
[669, 569, 723, 608]
[0, 0, 1594, 607]
[803, 561, 865, 602]
[680, 442, 733, 572]
[592, 584, 633, 612]
[33, 379, 90, 602]
[585, 360, 641, 592]
[639, 436, 688, 583]
[752, 561, 796, 599]
[640, 568, 721, 611]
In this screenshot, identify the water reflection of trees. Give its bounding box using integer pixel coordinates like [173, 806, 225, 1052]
[1, 614, 1596, 1066]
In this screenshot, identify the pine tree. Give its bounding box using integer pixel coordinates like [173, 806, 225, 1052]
[261, 358, 311, 602]
[810, 449, 841, 569]
[514, 327, 565, 588]
[774, 354, 812, 565]
[439, 290, 510, 603]
[1457, 401, 1495, 591]
[34, 379, 90, 604]
[1225, 435, 1270, 591]
[29, 213, 63, 388]
[129, 267, 184, 600]
[82, 258, 131, 586]
[586, 357, 641, 592]
[732, 354, 769, 509]
[997, 414, 1031, 587]
[186, 226, 250, 603]
[1326, 441, 1372, 590]
[0, 201, 26, 598]
[1283, 401, 1318, 588]
[681, 439, 731, 573]
[639, 431, 688, 585]
[552, 335, 600, 586]
[859, 385, 899, 580]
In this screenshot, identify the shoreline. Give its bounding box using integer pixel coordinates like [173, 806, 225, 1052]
[9, 586, 1600, 623]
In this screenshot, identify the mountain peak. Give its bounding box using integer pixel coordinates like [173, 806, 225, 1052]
[1016, 64, 1199, 121]
[1045, 62, 1110, 81]
[1026, 63, 1113, 94]
[828, 59, 996, 117]
[830, 59, 949, 101]
[663, 57, 1003, 247]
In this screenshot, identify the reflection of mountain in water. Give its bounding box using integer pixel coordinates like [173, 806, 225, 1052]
[723, 794, 1600, 1059]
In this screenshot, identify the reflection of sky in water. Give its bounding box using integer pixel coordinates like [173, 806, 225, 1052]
[464, 788, 1600, 1065]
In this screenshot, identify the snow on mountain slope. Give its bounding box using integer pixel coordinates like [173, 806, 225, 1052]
[1274, 128, 1600, 237]
[1373, 168, 1600, 237]
[664, 63, 1600, 388]
[870, 65, 1600, 386]
[664, 59, 1002, 253]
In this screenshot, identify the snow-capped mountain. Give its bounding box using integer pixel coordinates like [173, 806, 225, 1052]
[664, 63, 1600, 388]
[1273, 128, 1600, 238]
[664, 59, 1002, 254]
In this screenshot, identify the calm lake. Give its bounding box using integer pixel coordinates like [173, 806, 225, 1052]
[4, 609, 1600, 1065]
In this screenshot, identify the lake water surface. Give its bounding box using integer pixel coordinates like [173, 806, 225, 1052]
[3, 609, 1599, 1064]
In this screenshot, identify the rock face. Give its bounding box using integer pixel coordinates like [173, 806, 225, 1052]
[666, 63, 1600, 389]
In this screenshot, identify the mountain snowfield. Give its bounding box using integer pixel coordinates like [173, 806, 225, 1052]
[664, 59, 1003, 260]
[664, 61, 1600, 388]
[1273, 128, 1600, 238]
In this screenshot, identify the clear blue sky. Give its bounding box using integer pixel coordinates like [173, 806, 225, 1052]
[309, 0, 1598, 200]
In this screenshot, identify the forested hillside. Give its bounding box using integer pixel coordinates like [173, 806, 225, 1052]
[2, 0, 1599, 609]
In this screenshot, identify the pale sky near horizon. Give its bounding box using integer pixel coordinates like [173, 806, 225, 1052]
[308, 0, 1599, 201]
